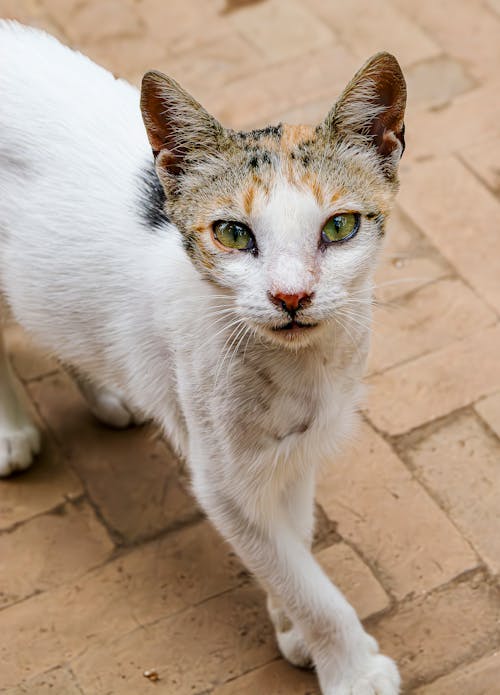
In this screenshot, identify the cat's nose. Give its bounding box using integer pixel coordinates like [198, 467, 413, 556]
[269, 291, 313, 313]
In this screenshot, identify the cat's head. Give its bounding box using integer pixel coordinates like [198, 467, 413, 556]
[140, 54, 406, 349]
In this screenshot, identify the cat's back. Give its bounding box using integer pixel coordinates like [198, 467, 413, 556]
[0, 21, 150, 229]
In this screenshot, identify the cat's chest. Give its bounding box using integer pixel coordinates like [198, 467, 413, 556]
[236, 354, 357, 447]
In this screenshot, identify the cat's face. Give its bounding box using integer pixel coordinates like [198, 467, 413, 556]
[141, 54, 406, 349]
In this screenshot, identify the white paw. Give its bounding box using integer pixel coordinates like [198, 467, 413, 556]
[267, 594, 312, 668]
[88, 389, 145, 429]
[276, 624, 312, 668]
[0, 423, 40, 477]
[325, 654, 400, 695]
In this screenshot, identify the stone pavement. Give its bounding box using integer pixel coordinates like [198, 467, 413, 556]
[1, 0, 500, 692]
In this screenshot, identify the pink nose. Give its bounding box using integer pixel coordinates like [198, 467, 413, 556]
[269, 291, 313, 313]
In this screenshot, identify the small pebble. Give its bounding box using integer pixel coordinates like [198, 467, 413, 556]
[143, 669, 160, 682]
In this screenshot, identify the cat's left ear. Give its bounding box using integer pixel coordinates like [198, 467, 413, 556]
[324, 53, 406, 175]
[141, 70, 224, 176]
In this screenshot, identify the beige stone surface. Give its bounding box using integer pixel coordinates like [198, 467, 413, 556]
[413, 650, 500, 695]
[368, 277, 496, 374]
[374, 206, 451, 303]
[0, 432, 82, 529]
[366, 324, 500, 435]
[0, 1, 499, 694]
[475, 391, 500, 439]
[315, 542, 390, 619]
[403, 413, 500, 574]
[308, 0, 440, 66]
[71, 585, 277, 695]
[28, 372, 199, 544]
[3, 667, 84, 695]
[213, 659, 320, 694]
[371, 576, 500, 689]
[461, 136, 500, 196]
[0, 500, 113, 608]
[398, 156, 500, 312]
[317, 421, 478, 600]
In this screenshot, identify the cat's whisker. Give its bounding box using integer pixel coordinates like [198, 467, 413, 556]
[214, 319, 248, 385]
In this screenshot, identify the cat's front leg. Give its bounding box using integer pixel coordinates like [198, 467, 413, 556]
[0, 324, 40, 476]
[197, 472, 400, 695]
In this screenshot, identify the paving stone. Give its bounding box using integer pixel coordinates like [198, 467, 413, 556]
[137, 0, 221, 45]
[367, 277, 496, 374]
[308, 0, 440, 67]
[413, 650, 500, 695]
[371, 576, 500, 689]
[3, 666, 83, 695]
[316, 421, 478, 600]
[212, 658, 320, 695]
[392, 0, 500, 82]
[0, 501, 112, 609]
[403, 413, 500, 575]
[3, 322, 59, 382]
[475, 391, 500, 439]
[163, 32, 266, 96]
[487, 0, 500, 17]
[229, 0, 335, 63]
[71, 585, 276, 695]
[315, 542, 390, 619]
[0, 520, 245, 689]
[404, 55, 476, 109]
[61, 0, 143, 45]
[366, 324, 500, 435]
[27, 372, 199, 544]
[0, 431, 82, 530]
[374, 206, 451, 303]
[403, 79, 500, 162]
[461, 136, 500, 197]
[79, 34, 169, 84]
[205, 43, 358, 129]
[398, 157, 500, 312]
[0, 0, 66, 39]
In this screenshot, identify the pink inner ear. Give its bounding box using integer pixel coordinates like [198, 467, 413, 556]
[369, 78, 405, 158]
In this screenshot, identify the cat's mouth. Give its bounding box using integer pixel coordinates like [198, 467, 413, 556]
[272, 320, 319, 333]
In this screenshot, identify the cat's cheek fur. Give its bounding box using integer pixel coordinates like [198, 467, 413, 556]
[0, 22, 405, 695]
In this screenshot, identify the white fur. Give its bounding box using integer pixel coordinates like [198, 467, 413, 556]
[0, 22, 399, 694]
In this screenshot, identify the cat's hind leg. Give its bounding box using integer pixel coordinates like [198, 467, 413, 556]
[0, 319, 40, 476]
[71, 370, 145, 429]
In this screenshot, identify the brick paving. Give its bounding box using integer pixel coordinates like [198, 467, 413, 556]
[0, 1, 499, 693]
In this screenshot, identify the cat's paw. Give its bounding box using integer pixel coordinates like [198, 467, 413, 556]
[324, 653, 400, 695]
[0, 423, 40, 477]
[276, 624, 312, 668]
[267, 594, 312, 668]
[86, 387, 145, 429]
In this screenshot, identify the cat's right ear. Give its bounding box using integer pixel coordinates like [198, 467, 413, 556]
[140, 71, 224, 177]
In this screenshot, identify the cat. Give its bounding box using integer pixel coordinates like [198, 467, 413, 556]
[0, 21, 406, 695]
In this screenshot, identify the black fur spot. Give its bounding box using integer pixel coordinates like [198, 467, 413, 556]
[182, 234, 197, 256]
[249, 123, 283, 139]
[137, 162, 170, 230]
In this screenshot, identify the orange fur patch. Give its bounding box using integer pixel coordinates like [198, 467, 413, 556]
[280, 124, 315, 151]
[243, 185, 256, 216]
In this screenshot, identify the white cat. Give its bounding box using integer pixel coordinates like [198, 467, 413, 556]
[0, 21, 406, 694]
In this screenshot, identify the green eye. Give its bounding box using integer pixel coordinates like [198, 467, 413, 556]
[213, 221, 256, 252]
[321, 213, 359, 244]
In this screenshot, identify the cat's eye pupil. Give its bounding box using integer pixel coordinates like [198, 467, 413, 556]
[321, 213, 359, 245]
[213, 220, 256, 252]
